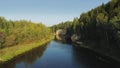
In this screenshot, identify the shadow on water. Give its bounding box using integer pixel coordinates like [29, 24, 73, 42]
[54, 35, 120, 68]
[72, 46, 120, 68]
[0, 43, 48, 68]
[52, 40, 120, 68]
[54, 35, 72, 44]
[1, 39, 120, 68]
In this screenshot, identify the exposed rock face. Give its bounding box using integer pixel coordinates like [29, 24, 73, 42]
[55, 35, 62, 40]
[55, 29, 66, 36]
[71, 34, 83, 45]
[71, 34, 80, 42]
[54, 29, 73, 43]
[55, 30, 82, 44]
[55, 29, 66, 40]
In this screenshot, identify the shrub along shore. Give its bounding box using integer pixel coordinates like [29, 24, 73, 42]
[0, 17, 53, 65]
[51, 0, 120, 63]
[0, 36, 53, 65]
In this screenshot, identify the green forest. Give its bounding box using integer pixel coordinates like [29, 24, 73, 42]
[0, 0, 120, 65]
[52, 0, 120, 47]
[0, 17, 52, 48]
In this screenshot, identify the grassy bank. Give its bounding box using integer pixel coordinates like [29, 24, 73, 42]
[0, 36, 53, 64]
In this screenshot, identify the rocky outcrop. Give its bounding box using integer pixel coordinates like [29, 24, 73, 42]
[71, 34, 83, 45]
[71, 34, 79, 42]
[55, 29, 66, 36]
[55, 30, 82, 44]
[55, 29, 66, 40]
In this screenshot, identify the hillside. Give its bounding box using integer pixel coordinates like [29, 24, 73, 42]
[51, 0, 120, 61]
[0, 17, 52, 48]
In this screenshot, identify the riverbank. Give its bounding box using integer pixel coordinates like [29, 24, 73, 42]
[0, 36, 53, 65]
[73, 42, 120, 64]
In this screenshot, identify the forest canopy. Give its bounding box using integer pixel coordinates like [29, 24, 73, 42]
[51, 0, 120, 46]
[0, 17, 52, 48]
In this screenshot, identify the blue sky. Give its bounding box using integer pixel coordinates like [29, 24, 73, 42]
[0, 0, 110, 26]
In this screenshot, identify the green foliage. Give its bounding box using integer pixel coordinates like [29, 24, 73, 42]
[73, 17, 79, 33]
[96, 13, 108, 24]
[51, 0, 120, 46]
[0, 36, 52, 63]
[51, 21, 73, 32]
[0, 17, 52, 48]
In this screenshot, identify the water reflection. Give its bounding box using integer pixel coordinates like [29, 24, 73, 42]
[1, 40, 120, 68]
[54, 35, 72, 44]
[1, 43, 48, 68]
[72, 46, 120, 68]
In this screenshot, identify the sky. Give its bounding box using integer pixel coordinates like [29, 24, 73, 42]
[0, 0, 110, 26]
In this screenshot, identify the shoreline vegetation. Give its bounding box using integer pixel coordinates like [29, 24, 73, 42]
[0, 36, 53, 65]
[0, 0, 120, 66]
[0, 17, 54, 65]
[73, 42, 120, 63]
[52, 0, 120, 63]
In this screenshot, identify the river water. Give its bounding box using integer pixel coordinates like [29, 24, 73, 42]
[1, 40, 119, 68]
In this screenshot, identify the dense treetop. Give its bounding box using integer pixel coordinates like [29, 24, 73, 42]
[51, 0, 120, 46]
[0, 17, 52, 48]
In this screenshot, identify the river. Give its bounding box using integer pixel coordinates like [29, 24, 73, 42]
[0, 40, 119, 68]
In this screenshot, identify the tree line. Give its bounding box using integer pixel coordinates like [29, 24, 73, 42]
[51, 0, 120, 46]
[0, 17, 52, 48]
